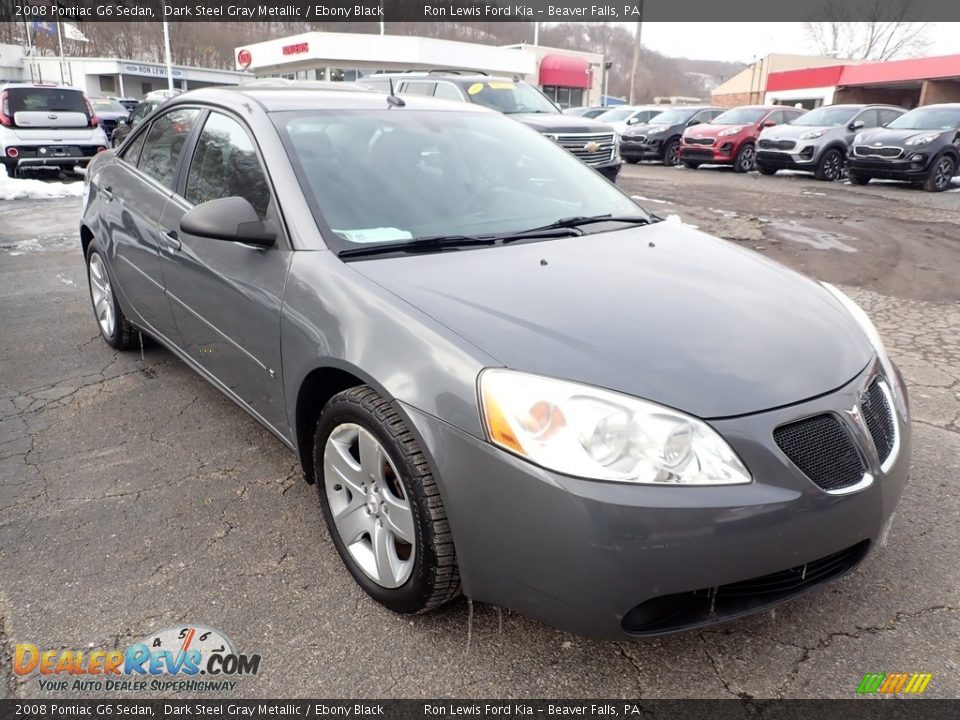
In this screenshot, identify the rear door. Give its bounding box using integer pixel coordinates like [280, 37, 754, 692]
[100, 107, 202, 340]
[158, 110, 291, 436]
[6, 86, 97, 143]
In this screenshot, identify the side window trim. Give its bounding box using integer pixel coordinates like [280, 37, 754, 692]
[176, 107, 292, 251]
[172, 108, 210, 197]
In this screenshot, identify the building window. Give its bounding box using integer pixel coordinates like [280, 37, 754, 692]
[542, 86, 583, 109]
[99, 75, 116, 93]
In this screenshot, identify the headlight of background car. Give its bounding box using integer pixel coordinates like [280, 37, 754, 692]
[479, 369, 751, 485]
[853, 133, 864, 144]
[799, 129, 825, 139]
[905, 132, 940, 146]
[718, 126, 743, 137]
[822, 284, 907, 415]
[647, 126, 666, 135]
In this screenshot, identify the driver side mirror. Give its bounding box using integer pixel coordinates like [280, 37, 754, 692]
[761, 120, 776, 128]
[627, 117, 640, 125]
[180, 197, 276, 248]
[687, 119, 700, 127]
[849, 120, 865, 131]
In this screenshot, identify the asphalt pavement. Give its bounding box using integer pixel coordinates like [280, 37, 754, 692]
[1, 166, 958, 699]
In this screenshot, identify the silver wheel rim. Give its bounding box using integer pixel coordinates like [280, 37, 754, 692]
[740, 146, 755, 171]
[323, 423, 415, 588]
[88, 253, 115, 338]
[824, 151, 842, 180]
[934, 158, 953, 189]
[666, 142, 679, 165]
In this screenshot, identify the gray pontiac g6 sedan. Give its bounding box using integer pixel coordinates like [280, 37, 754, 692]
[80, 84, 910, 639]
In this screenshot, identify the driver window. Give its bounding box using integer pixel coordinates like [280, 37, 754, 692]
[185, 112, 271, 220]
[137, 108, 201, 190]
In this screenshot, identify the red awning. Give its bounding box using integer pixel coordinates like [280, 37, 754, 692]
[539, 55, 591, 89]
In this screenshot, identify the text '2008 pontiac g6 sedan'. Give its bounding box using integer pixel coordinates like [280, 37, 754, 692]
[80, 83, 910, 639]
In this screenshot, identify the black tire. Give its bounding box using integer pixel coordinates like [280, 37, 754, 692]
[848, 173, 871, 186]
[814, 148, 844, 181]
[662, 139, 680, 167]
[733, 143, 756, 173]
[682, 160, 701, 169]
[1, 159, 17, 178]
[756, 163, 777, 176]
[85, 242, 138, 350]
[923, 153, 956, 193]
[314, 386, 460, 614]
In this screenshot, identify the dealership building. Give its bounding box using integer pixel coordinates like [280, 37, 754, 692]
[0, 44, 250, 98]
[234, 31, 605, 108]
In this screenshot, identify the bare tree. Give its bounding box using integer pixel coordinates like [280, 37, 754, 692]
[803, 0, 931, 60]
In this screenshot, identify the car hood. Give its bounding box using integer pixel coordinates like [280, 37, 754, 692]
[760, 124, 835, 140]
[350, 223, 874, 419]
[855, 127, 945, 146]
[510, 113, 615, 134]
[685, 123, 749, 138]
[622, 123, 673, 137]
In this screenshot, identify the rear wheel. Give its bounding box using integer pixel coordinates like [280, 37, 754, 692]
[923, 154, 956, 192]
[662, 139, 680, 167]
[814, 148, 844, 181]
[314, 386, 460, 614]
[848, 173, 871, 186]
[733, 143, 755, 173]
[756, 163, 777, 176]
[85, 244, 138, 350]
[682, 160, 701, 169]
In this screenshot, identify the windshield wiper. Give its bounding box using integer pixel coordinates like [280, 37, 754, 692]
[500, 214, 652, 243]
[337, 234, 497, 259]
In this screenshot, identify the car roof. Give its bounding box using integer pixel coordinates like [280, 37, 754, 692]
[1, 83, 85, 92]
[165, 83, 496, 114]
[365, 71, 516, 83]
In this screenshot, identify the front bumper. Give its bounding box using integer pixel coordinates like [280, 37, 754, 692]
[756, 147, 819, 170]
[679, 142, 736, 165]
[620, 137, 663, 160]
[847, 155, 930, 180]
[402, 362, 910, 639]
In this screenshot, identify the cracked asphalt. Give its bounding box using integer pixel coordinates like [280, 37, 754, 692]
[1, 165, 958, 699]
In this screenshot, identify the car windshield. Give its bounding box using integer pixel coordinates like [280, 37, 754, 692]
[464, 80, 559, 114]
[596, 108, 635, 122]
[90, 98, 128, 113]
[712, 108, 767, 125]
[886, 106, 960, 130]
[647, 108, 696, 125]
[7, 87, 87, 114]
[275, 109, 649, 251]
[791, 106, 859, 126]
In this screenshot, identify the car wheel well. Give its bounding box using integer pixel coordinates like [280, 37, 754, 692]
[295, 367, 366, 483]
[80, 224, 94, 258]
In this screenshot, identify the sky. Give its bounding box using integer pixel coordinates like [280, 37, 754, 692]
[631, 22, 960, 63]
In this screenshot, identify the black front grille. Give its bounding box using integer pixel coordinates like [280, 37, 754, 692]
[854, 145, 903, 158]
[681, 149, 716, 161]
[861, 380, 895, 464]
[684, 137, 714, 146]
[622, 541, 870, 635]
[759, 139, 796, 150]
[774, 414, 865, 491]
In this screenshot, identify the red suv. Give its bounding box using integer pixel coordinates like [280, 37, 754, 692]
[679, 105, 806, 172]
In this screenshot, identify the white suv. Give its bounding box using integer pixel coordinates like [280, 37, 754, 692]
[0, 83, 109, 177]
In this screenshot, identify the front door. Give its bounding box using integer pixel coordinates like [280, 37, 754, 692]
[158, 110, 291, 438]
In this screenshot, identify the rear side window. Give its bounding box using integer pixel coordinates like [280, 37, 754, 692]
[433, 83, 463, 102]
[401, 82, 436, 96]
[185, 112, 271, 220]
[137, 108, 201, 190]
[130, 101, 156, 127]
[879, 109, 903, 126]
[856, 109, 879, 127]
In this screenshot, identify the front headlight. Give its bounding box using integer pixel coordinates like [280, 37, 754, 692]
[905, 132, 940, 146]
[853, 133, 864, 144]
[647, 126, 666, 135]
[479, 369, 751, 485]
[718, 126, 742, 137]
[799, 129, 825, 139]
[821, 284, 906, 413]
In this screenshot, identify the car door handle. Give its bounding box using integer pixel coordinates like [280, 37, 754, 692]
[159, 229, 181, 252]
[100, 185, 114, 201]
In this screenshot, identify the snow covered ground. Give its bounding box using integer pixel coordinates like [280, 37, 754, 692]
[0, 165, 86, 201]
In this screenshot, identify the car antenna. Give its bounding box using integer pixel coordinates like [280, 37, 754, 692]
[387, 77, 405, 108]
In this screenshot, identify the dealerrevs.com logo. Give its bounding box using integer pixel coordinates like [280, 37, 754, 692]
[856, 672, 933, 696]
[14, 625, 261, 693]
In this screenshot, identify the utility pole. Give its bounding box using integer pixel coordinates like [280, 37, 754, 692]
[629, 6, 644, 104]
[533, 22, 539, 46]
[162, 20, 174, 92]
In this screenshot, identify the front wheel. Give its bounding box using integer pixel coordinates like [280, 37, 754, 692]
[662, 139, 680, 167]
[86, 244, 138, 350]
[733, 143, 755, 173]
[923, 154, 956, 192]
[814, 148, 844, 181]
[848, 173, 871, 186]
[314, 386, 460, 614]
[682, 160, 701, 169]
[756, 163, 777, 176]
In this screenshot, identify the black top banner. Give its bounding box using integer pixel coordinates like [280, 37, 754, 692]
[1, 701, 960, 720]
[5, 0, 960, 22]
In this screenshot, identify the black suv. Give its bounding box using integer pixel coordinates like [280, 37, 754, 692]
[847, 103, 960, 192]
[360, 72, 621, 182]
[619, 105, 723, 166]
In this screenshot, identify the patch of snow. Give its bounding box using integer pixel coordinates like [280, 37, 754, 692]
[801, 190, 828, 197]
[56, 273, 75, 286]
[631, 194, 672, 205]
[0, 164, 85, 201]
[8, 239, 43, 256]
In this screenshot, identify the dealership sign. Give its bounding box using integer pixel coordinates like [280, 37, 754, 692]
[124, 63, 183, 78]
[237, 49, 252, 68]
[282, 42, 309, 56]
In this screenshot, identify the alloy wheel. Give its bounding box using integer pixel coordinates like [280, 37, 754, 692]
[823, 151, 842, 180]
[739, 145, 756, 172]
[934, 157, 955, 190]
[88, 253, 116, 338]
[666, 142, 679, 166]
[323, 423, 415, 588]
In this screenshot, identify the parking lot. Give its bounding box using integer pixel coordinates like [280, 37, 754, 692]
[1, 163, 958, 699]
